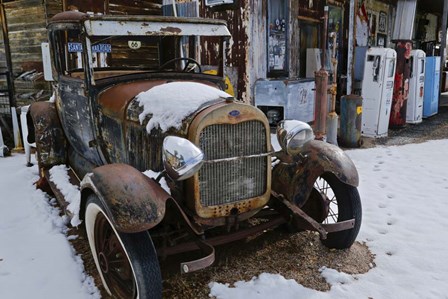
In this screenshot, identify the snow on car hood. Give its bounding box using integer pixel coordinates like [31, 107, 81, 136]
[136, 82, 231, 133]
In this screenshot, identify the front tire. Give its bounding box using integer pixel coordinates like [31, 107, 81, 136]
[304, 173, 362, 249]
[85, 194, 162, 299]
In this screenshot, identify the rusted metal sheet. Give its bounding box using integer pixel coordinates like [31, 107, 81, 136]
[99, 80, 169, 119]
[80, 163, 170, 233]
[272, 139, 359, 208]
[57, 76, 104, 166]
[28, 101, 67, 170]
[201, 0, 248, 102]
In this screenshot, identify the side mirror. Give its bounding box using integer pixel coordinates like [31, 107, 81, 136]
[276, 120, 314, 155]
[41, 43, 54, 81]
[162, 136, 204, 181]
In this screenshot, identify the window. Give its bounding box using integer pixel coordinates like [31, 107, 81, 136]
[267, 0, 288, 77]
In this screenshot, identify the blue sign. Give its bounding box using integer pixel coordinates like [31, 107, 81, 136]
[67, 42, 111, 53]
[92, 44, 112, 53]
[68, 42, 83, 52]
[229, 110, 240, 117]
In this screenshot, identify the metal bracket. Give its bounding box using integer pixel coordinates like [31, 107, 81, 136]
[180, 238, 215, 274]
[271, 190, 355, 239]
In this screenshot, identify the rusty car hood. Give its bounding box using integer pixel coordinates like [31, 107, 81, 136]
[98, 80, 222, 122]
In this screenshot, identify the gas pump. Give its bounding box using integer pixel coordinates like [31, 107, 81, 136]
[406, 50, 425, 124]
[361, 47, 397, 138]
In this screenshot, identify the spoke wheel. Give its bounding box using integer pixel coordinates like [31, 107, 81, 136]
[85, 194, 162, 299]
[305, 173, 362, 249]
[94, 211, 136, 298]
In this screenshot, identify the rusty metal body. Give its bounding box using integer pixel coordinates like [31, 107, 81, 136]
[272, 140, 359, 208]
[29, 11, 362, 279]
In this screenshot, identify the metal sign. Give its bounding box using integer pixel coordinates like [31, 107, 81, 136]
[68, 42, 112, 53]
[205, 0, 233, 7]
[128, 41, 141, 50]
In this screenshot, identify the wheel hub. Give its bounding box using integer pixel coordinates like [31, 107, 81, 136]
[98, 251, 109, 273]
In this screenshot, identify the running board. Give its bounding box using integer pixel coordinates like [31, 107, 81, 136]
[43, 167, 80, 217]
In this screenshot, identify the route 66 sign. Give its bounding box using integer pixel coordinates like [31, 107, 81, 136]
[128, 40, 141, 50]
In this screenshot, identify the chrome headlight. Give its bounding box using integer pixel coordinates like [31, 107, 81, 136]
[276, 120, 314, 155]
[162, 136, 204, 181]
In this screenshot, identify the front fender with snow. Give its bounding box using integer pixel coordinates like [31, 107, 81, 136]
[79, 163, 170, 233]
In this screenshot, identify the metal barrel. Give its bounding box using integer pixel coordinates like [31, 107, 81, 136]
[339, 94, 363, 148]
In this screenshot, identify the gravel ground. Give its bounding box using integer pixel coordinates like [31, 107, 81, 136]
[361, 104, 448, 148]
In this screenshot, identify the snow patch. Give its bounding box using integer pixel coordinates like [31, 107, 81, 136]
[319, 266, 355, 285]
[49, 165, 82, 227]
[136, 82, 231, 133]
[143, 169, 171, 195]
[209, 273, 317, 299]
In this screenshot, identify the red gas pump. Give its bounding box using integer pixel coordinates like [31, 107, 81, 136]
[389, 40, 412, 127]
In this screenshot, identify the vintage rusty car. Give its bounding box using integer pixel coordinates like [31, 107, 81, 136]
[28, 11, 361, 298]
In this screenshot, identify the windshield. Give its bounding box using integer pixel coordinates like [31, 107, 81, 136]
[52, 27, 226, 80]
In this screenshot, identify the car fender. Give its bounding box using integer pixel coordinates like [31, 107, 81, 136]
[79, 163, 170, 233]
[28, 101, 66, 169]
[272, 140, 359, 207]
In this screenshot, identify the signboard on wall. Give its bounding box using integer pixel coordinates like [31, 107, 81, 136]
[205, 0, 233, 7]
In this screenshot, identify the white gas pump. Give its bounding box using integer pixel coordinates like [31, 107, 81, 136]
[361, 48, 397, 138]
[406, 50, 425, 124]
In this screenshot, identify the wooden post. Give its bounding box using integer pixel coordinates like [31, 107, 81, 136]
[0, 1, 15, 107]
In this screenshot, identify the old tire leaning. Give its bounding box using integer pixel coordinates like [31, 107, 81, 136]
[310, 173, 362, 249]
[85, 194, 162, 299]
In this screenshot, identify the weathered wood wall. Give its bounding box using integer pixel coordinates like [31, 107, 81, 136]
[0, 0, 62, 106]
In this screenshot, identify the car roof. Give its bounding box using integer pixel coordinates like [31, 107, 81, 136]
[48, 11, 231, 37]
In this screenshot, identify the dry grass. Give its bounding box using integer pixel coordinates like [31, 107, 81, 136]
[161, 230, 374, 298]
[70, 225, 374, 299]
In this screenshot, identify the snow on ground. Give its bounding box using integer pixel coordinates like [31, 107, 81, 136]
[1, 139, 448, 298]
[0, 155, 99, 299]
[210, 139, 448, 299]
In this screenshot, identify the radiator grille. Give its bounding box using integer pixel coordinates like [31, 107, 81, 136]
[198, 121, 268, 207]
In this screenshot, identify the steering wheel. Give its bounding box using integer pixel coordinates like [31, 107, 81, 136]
[159, 57, 202, 73]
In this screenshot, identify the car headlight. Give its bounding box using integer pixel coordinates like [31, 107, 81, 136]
[162, 136, 204, 181]
[276, 120, 314, 155]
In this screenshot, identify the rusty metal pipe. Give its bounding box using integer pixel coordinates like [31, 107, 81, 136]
[314, 6, 329, 140]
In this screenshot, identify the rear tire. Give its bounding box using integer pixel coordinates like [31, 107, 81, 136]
[85, 194, 162, 299]
[306, 174, 362, 249]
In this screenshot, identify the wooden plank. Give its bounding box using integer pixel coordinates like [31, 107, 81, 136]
[8, 30, 47, 41]
[8, 22, 47, 33]
[4, 0, 43, 10]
